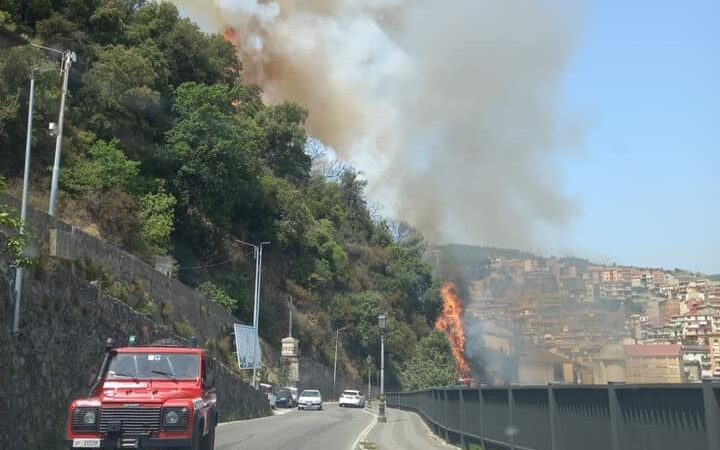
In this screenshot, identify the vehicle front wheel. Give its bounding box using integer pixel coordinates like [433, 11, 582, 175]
[201, 426, 216, 450]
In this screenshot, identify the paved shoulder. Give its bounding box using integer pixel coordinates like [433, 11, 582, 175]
[363, 408, 453, 450]
[216, 404, 374, 450]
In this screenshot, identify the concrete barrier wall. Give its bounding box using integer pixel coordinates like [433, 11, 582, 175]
[2, 194, 237, 343]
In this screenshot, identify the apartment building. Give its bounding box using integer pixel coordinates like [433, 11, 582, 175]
[624, 344, 683, 383]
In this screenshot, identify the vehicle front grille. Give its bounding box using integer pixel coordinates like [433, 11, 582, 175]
[99, 407, 161, 435]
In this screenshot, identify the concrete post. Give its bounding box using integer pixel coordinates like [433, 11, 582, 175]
[608, 383, 622, 450]
[443, 389, 449, 441]
[459, 388, 466, 449]
[548, 384, 559, 450]
[703, 380, 720, 450]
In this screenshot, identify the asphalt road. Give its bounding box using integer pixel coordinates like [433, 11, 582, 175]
[215, 404, 375, 450]
[364, 407, 450, 450]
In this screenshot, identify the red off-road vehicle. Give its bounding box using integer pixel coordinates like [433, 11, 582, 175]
[65, 337, 218, 449]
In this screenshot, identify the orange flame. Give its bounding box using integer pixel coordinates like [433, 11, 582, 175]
[435, 282, 471, 377]
[223, 27, 237, 43]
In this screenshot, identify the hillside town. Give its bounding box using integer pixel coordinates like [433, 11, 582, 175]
[462, 255, 720, 385]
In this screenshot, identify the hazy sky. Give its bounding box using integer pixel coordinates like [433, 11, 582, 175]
[557, 0, 719, 273]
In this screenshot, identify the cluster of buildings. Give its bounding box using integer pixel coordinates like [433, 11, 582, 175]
[464, 256, 720, 385]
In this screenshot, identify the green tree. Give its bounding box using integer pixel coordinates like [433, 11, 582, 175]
[139, 187, 176, 254]
[123, 2, 238, 86]
[256, 102, 310, 185]
[306, 219, 350, 289]
[62, 138, 140, 195]
[0, 43, 60, 176]
[0, 176, 30, 266]
[198, 281, 238, 313]
[80, 44, 161, 157]
[166, 82, 264, 231]
[401, 331, 458, 390]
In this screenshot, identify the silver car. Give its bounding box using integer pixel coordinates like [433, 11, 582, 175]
[297, 389, 323, 410]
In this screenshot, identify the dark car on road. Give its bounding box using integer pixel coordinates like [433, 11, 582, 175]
[274, 389, 295, 408]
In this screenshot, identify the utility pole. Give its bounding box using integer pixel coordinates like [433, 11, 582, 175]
[48, 49, 76, 216]
[333, 326, 347, 397]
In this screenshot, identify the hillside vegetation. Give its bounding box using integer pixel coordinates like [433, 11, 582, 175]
[0, 1, 444, 386]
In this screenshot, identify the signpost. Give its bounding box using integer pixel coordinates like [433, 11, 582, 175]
[234, 323, 261, 370]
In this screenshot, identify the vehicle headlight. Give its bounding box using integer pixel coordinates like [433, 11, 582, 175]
[83, 410, 97, 425]
[71, 407, 99, 432]
[162, 407, 189, 430]
[165, 410, 179, 425]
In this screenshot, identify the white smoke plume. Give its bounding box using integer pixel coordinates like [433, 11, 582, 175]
[172, 0, 585, 249]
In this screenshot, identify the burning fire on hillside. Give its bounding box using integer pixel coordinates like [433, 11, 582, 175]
[223, 27, 237, 43]
[435, 282, 471, 377]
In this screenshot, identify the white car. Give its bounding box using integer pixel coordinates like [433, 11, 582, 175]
[298, 389, 323, 410]
[339, 389, 365, 408]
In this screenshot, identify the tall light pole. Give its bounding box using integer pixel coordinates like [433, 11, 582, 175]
[366, 355, 372, 407]
[378, 313, 387, 423]
[12, 65, 55, 334]
[232, 239, 270, 388]
[287, 297, 294, 338]
[47, 48, 76, 216]
[333, 325, 347, 396]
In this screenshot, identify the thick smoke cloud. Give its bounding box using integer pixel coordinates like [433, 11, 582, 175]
[172, 0, 584, 249]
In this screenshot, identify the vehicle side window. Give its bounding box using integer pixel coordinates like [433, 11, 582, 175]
[202, 357, 209, 385]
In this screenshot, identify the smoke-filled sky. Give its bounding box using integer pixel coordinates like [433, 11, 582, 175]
[172, 0, 720, 273]
[172, 0, 583, 250]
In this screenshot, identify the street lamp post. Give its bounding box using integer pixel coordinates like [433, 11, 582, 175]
[366, 355, 372, 407]
[233, 238, 270, 389]
[378, 313, 387, 423]
[333, 326, 348, 397]
[12, 65, 55, 334]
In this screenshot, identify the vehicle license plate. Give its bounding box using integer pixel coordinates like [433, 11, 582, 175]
[73, 439, 101, 448]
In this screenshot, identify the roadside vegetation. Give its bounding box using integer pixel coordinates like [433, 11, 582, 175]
[0, 0, 451, 387]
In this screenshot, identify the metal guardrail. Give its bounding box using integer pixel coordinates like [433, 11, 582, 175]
[387, 382, 720, 450]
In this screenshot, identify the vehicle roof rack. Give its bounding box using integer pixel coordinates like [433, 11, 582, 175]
[146, 338, 185, 347]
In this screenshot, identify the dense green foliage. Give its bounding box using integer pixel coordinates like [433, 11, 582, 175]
[401, 331, 458, 390]
[198, 281, 238, 313]
[0, 176, 30, 266]
[0, 0, 444, 383]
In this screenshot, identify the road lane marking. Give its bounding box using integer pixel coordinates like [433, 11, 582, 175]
[350, 408, 379, 450]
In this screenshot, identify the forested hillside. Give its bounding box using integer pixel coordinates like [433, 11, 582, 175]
[0, 1, 445, 385]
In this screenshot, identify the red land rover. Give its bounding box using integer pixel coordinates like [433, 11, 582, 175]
[65, 337, 218, 450]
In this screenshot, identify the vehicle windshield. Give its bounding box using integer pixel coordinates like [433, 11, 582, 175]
[106, 353, 200, 380]
[301, 391, 320, 397]
[343, 390, 359, 396]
